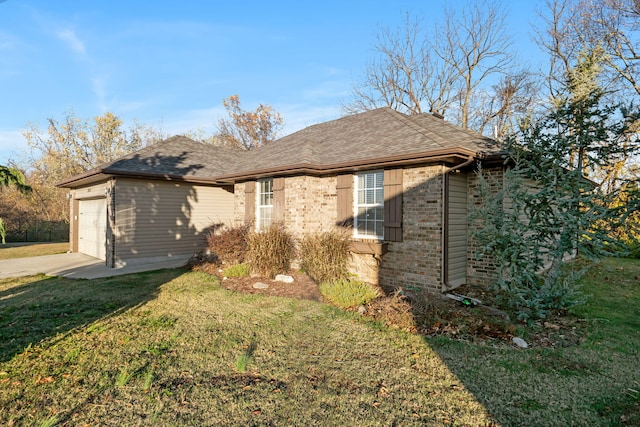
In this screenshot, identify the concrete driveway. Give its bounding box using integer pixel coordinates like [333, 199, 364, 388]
[0, 253, 189, 280]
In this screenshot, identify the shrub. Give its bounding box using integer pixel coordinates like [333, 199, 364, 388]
[319, 278, 379, 309]
[206, 223, 250, 265]
[246, 223, 295, 278]
[299, 230, 351, 283]
[222, 263, 250, 278]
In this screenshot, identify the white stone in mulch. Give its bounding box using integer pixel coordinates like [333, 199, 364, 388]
[512, 337, 529, 348]
[275, 274, 294, 283]
[252, 282, 270, 289]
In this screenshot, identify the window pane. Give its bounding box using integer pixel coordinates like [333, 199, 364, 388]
[375, 188, 384, 204]
[366, 173, 374, 188]
[358, 189, 365, 204]
[365, 189, 374, 204]
[261, 192, 272, 206]
[375, 220, 384, 237]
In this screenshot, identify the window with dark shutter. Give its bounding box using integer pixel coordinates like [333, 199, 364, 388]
[384, 169, 403, 242]
[336, 174, 353, 229]
[256, 179, 274, 230]
[355, 171, 384, 239]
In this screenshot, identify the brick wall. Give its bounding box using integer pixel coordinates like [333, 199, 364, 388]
[466, 166, 504, 287]
[284, 175, 337, 238]
[378, 165, 444, 291]
[233, 182, 246, 226]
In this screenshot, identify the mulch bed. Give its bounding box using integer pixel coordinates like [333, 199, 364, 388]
[190, 262, 323, 301]
[220, 272, 323, 301]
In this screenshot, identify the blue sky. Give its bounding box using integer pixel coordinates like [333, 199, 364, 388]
[0, 0, 545, 165]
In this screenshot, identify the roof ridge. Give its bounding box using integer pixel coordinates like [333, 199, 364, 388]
[381, 108, 453, 149]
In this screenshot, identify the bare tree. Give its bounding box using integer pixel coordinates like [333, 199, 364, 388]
[575, 0, 640, 97]
[535, 0, 640, 191]
[344, 1, 523, 137]
[536, 0, 640, 100]
[471, 72, 540, 140]
[435, 0, 514, 129]
[216, 95, 284, 151]
[343, 14, 458, 116]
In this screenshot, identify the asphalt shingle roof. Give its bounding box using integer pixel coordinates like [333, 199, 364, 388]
[101, 135, 242, 178]
[58, 108, 505, 187]
[229, 107, 502, 177]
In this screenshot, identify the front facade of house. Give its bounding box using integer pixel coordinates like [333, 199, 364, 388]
[58, 108, 505, 291]
[229, 164, 494, 292]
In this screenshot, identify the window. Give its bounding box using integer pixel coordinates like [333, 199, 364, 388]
[354, 171, 384, 239]
[257, 178, 273, 230]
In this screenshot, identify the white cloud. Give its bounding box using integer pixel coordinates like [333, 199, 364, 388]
[56, 29, 86, 55]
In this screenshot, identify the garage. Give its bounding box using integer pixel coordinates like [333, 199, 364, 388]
[78, 198, 107, 260]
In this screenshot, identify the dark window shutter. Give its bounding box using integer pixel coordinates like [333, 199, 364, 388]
[244, 181, 255, 223]
[336, 174, 353, 229]
[273, 177, 285, 221]
[384, 169, 403, 242]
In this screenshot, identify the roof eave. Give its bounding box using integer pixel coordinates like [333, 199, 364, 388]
[214, 148, 483, 183]
[56, 169, 219, 188]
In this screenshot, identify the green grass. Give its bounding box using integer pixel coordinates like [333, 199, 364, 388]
[0, 242, 69, 260]
[0, 269, 490, 426]
[319, 278, 380, 308]
[427, 257, 640, 426]
[0, 258, 638, 426]
[222, 263, 250, 278]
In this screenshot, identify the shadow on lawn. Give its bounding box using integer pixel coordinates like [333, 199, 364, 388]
[0, 269, 184, 363]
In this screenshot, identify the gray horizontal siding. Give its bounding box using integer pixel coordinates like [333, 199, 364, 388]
[114, 178, 234, 262]
[447, 172, 468, 288]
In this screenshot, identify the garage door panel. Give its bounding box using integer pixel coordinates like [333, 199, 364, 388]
[78, 198, 107, 260]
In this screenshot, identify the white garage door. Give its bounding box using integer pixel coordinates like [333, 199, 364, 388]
[78, 198, 107, 260]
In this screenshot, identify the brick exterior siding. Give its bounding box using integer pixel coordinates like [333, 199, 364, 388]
[378, 165, 445, 291]
[466, 167, 503, 287]
[234, 164, 504, 292]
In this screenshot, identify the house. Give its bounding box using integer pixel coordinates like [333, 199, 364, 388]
[58, 108, 506, 291]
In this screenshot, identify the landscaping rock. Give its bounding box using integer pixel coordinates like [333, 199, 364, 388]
[275, 274, 294, 283]
[252, 282, 269, 289]
[512, 337, 529, 348]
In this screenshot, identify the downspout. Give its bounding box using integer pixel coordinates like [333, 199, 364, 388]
[108, 178, 116, 268]
[441, 156, 474, 291]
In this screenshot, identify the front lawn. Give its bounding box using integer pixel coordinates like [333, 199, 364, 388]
[0, 242, 68, 260]
[0, 258, 638, 426]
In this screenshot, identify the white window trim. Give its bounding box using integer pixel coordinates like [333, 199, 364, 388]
[256, 178, 273, 231]
[353, 171, 384, 240]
